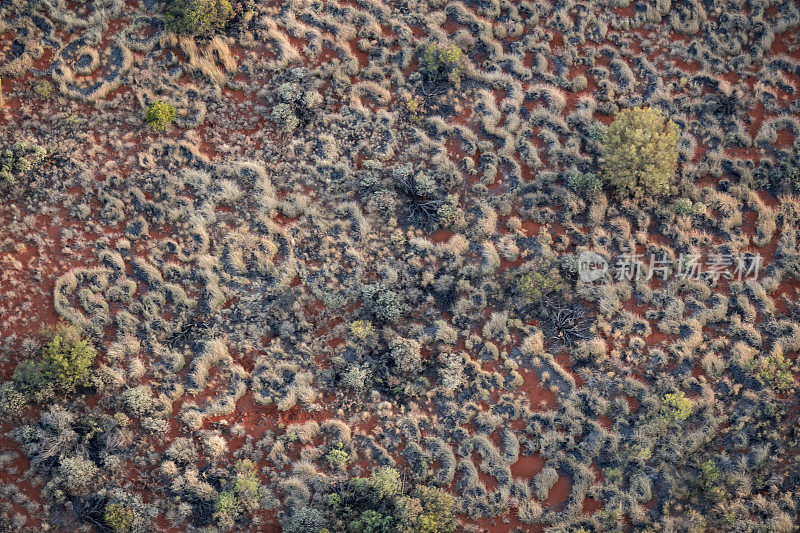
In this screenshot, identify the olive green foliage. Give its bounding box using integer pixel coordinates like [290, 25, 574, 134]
[33, 80, 53, 99]
[674, 197, 706, 216]
[754, 352, 794, 391]
[281, 506, 327, 533]
[396, 486, 457, 533]
[567, 171, 602, 197]
[602, 106, 680, 198]
[350, 320, 375, 340]
[104, 503, 134, 533]
[660, 391, 693, 422]
[326, 443, 350, 469]
[144, 100, 176, 132]
[0, 142, 47, 188]
[369, 467, 402, 499]
[517, 271, 563, 305]
[165, 0, 233, 36]
[326, 468, 453, 533]
[214, 459, 262, 525]
[420, 44, 465, 85]
[12, 324, 97, 401]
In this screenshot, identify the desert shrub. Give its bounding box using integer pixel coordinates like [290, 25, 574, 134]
[57, 456, 100, 495]
[350, 320, 375, 340]
[1, 141, 47, 189]
[144, 101, 176, 132]
[213, 460, 262, 527]
[12, 325, 96, 401]
[396, 486, 457, 533]
[660, 391, 693, 422]
[420, 44, 465, 86]
[517, 271, 564, 305]
[567, 172, 602, 197]
[369, 467, 402, 499]
[326, 443, 350, 469]
[165, 0, 233, 36]
[602, 106, 680, 198]
[326, 468, 405, 532]
[33, 80, 53, 99]
[753, 351, 794, 391]
[367, 287, 405, 323]
[270, 74, 322, 132]
[104, 503, 134, 533]
[0, 382, 25, 416]
[674, 197, 706, 216]
[281, 506, 327, 533]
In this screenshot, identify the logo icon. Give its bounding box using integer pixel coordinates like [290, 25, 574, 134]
[578, 251, 608, 282]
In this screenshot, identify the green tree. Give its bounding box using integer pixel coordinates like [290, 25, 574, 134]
[396, 486, 457, 533]
[602, 106, 680, 199]
[144, 100, 176, 132]
[165, 0, 233, 36]
[13, 324, 96, 399]
[420, 44, 465, 86]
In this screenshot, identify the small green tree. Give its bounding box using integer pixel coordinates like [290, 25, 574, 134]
[104, 503, 134, 533]
[660, 391, 693, 422]
[396, 486, 457, 533]
[165, 0, 233, 36]
[13, 324, 96, 399]
[420, 44, 465, 86]
[326, 443, 350, 469]
[144, 101, 176, 132]
[602, 106, 680, 199]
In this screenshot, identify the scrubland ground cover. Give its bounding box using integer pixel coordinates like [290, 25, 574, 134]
[1, 0, 800, 532]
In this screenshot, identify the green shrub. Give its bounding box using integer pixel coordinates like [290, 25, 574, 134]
[144, 101, 176, 132]
[659, 391, 693, 422]
[33, 80, 53, 99]
[754, 351, 794, 391]
[281, 506, 327, 533]
[517, 271, 563, 305]
[674, 197, 706, 216]
[396, 486, 457, 533]
[567, 172, 602, 197]
[104, 503, 134, 533]
[165, 0, 233, 36]
[13, 324, 96, 400]
[0, 142, 47, 189]
[326, 443, 350, 469]
[420, 44, 465, 86]
[369, 467, 402, 499]
[602, 106, 680, 198]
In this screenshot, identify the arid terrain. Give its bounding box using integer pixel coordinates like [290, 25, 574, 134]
[1, 0, 799, 532]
